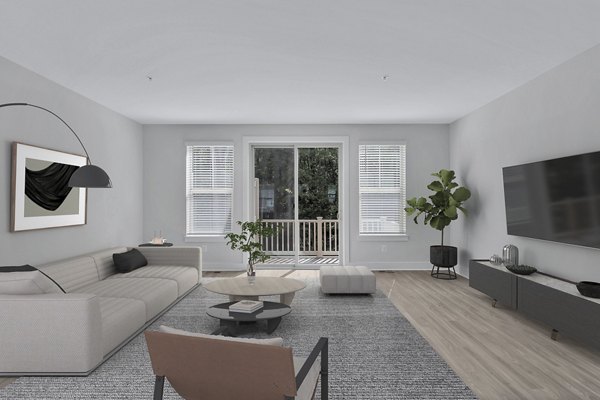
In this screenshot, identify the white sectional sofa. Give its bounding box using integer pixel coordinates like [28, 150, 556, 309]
[0, 246, 201, 376]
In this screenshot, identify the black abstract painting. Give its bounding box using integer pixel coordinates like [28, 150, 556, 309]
[25, 162, 78, 211]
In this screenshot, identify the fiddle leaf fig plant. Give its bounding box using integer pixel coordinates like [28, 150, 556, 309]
[405, 169, 471, 246]
[225, 220, 277, 275]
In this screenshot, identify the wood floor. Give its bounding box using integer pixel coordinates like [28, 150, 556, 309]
[3, 270, 600, 399]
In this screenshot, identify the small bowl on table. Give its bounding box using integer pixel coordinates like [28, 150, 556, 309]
[576, 281, 600, 298]
[505, 264, 537, 275]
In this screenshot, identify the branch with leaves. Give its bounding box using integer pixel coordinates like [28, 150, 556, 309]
[225, 220, 277, 268]
[404, 169, 471, 246]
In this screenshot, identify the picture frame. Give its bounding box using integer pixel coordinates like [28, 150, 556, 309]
[11, 142, 88, 231]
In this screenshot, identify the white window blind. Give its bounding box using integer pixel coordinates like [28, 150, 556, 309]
[186, 145, 234, 236]
[359, 144, 406, 235]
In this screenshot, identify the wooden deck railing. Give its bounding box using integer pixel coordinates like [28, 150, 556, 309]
[261, 218, 339, 256]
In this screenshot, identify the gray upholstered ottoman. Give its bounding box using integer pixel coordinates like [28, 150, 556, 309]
[319, 265, 376, 294]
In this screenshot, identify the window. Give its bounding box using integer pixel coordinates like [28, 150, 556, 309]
[186, 145, 234, 236]
[359, 144, 406, 235]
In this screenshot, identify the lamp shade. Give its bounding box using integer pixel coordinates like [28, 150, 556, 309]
[69, 164, 112, 188]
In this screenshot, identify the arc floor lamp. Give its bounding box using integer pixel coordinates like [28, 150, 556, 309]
[0, 102, 111, 188]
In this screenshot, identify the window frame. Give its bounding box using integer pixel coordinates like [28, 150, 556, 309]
[358, 142, 407, 238]
[185, 142, 235, 239]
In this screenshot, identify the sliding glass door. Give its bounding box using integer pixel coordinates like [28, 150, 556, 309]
[252, 145, 340, 267]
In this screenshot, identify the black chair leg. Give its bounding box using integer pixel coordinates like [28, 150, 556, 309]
[321, 338, 329, 400]
[154, 375, 165, 400]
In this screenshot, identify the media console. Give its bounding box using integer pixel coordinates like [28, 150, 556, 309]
[469, 260, 600, 350]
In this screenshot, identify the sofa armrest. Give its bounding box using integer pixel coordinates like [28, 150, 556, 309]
[0, 293, 103, 375]
[136, 246, 202, 275]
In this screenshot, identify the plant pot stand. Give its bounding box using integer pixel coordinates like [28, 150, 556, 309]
[430, 245, 458, 280]
[430, 265, 457, 280]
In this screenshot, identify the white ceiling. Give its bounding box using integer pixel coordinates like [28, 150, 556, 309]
[1, 0, 600, 124]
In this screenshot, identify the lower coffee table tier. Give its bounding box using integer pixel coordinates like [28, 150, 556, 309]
[207, 301, 291, 334]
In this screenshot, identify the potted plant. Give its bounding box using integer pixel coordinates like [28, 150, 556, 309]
[404, 169, 471, 279]
[225, 220, 277, 277]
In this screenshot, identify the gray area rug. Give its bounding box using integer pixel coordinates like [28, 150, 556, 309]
[1, 275, 477, 399]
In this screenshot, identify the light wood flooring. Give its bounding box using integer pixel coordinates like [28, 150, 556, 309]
[3, 270, 600, 400]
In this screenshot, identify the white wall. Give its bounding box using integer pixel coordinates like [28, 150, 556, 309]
[449, 44, 600, 282]
[143, 124, 449, 270]
[0, 56, 144, 265]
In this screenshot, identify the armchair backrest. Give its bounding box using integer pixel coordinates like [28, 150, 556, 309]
[145, 331, 297, 400]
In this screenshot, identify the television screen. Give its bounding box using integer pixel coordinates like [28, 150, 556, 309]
[503, 151, 600, 249]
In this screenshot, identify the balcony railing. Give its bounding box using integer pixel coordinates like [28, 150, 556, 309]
[261, 218, 339, 256]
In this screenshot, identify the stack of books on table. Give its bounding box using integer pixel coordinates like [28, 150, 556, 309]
[229, 300, 264, 313]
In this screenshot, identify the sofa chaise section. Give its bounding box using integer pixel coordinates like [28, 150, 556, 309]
[0, 246, 201, 376]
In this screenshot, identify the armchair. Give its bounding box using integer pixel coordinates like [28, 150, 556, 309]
[144, 329, 328, 400]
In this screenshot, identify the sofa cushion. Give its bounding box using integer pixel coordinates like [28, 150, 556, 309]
[99, 297, 146, 356]
[0, 266, 64, 294]
[158, 325, 284, 347]
[109, 266, 199, 296]
[89, 247, 128, 280]
[38, 256, 99, 293]
[112, 249, 148, 273]
[74, 278, 178, 321]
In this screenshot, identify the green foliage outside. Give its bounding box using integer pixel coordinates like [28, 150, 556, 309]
[253, 148, 338, 220]
[298, 148, 338, 220]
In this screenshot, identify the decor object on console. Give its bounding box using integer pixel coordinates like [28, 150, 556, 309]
[505, 264, 537, 275]
[576, 281, 600, 298]
[502, 244, 519, 267]
[11, 142, 88, 231]
[225, 220, 277, 277]
[405, 169, 471, 280]
[1, 102, 112, 188]
[489, 254, 503, 265]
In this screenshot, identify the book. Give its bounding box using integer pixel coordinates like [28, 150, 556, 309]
[229, 300, 264, 313]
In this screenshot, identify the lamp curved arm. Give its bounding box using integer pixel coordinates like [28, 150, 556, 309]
[0, 102, 91, 163]
[0, 102, 112, 188]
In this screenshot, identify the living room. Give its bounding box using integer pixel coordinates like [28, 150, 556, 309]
[2, 1, 600, 399]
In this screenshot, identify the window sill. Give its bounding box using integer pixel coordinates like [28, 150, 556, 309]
[357, 234, 409, 242]
[185, 235, 226, 243]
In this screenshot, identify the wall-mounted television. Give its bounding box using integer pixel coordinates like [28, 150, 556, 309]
[503, 151, 600, 249]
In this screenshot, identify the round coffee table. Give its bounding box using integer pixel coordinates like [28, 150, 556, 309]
[204, 276, 306, 305]
[207, 301, 291, 334]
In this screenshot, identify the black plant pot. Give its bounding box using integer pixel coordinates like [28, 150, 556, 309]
[430, 245, 457, 267]
[430, 245, 458, 280]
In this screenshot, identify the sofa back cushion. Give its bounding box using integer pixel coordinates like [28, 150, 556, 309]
[38, 256, 99, 293]
[89, 247, 129, 280]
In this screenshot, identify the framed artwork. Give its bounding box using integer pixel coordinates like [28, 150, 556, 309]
[11, 142, 87, 231]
